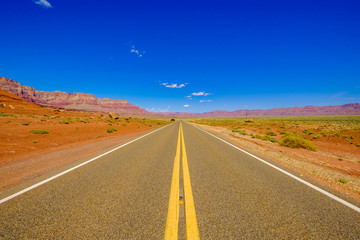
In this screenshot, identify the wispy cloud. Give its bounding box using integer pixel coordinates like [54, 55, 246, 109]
[34, 0, 53, 8]
[200, 100, 212, 103]
[130, 45, 145, 57]
[191, 91, 211, 96]
[161, 82, 187, 89]
[146, 106, 171, 112]
[184, 105, 190, 107]
[329, 91, 347, 99]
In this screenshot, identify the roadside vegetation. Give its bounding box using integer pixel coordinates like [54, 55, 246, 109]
[189, 115, 360, 151]
[188, 115, 360, 203]
[1, 106, 172, 163]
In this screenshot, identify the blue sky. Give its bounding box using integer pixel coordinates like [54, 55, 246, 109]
[1, 0, 359, 113]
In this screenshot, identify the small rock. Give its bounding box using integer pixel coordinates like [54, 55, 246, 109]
[109, 112, 120, 119]
[8, 104, 15, 109]
[0, 103, 6, 108]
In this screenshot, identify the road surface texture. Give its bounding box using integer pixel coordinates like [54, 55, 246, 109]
[1, 121, 360, 239]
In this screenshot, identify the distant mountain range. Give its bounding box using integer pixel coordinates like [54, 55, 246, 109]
[1, 77, 359, 117]
[161, 104, 360, 117]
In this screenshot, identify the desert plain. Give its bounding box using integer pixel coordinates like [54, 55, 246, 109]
[1, 88, 360, 204]
[0, 89, 170, 191]
[189, 116, 360, 203]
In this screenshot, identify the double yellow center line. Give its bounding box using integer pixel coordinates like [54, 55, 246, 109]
[165, 122, 200, 240]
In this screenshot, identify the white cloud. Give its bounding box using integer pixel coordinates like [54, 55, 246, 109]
[130, 45, 145, 57]
[184, 105, 189, 107]
[162, 83, 187, 89]
[200, 100, 212, 103]
[185, 95, 192, 100]
[191, 91, 211, 96]
[34, 0, 53, 8]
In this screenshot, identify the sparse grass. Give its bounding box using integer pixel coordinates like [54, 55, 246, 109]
[30, 129, 49, 134]
[190, 115, 360, 150]
[280, 135, 317, 151]
[254, 134, 278, 143]
[265, 131, 276, 136]
[22, 122, 30, 126]
[107, 119, 116, 123]
[0, 112, 16, 117]
[303, 129, 315, 135]
[33, 140, 38, 143]
[232, 128, 247, 135]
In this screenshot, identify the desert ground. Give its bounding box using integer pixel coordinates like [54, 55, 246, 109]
[1, 88, 360, 204]
[188, 116, 360, 203]
[0, 89, 170, 191]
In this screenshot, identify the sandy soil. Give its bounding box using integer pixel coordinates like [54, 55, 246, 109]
[0, 90, 169, 191]
[191, 123, 360, 204]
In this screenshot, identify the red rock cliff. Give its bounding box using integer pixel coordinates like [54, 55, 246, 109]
[0, 77, 148, 114]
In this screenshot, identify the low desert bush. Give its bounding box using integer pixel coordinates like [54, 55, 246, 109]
[30, 129, 49, 134]
[232, 129, 247, 135]
[338, 178, 348, 184]
[265, 131, 276, 136]
[107, 128, 117, 133]
[280, 135, 317, 151]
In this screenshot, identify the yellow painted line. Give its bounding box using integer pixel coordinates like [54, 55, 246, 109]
[165, 126, 181, 240]
[180, 123, 200, 240]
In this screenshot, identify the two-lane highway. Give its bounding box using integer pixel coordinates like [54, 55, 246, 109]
[1, 121, 360, 239]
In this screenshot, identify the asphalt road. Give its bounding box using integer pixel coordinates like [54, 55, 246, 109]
[1, 121, 360, 239]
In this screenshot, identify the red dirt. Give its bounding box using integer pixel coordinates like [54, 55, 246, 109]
[0, 89, 168, 191]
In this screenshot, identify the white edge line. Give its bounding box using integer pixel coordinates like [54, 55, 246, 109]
[0, 123, 175, 204]
[189, 122, 360, 213]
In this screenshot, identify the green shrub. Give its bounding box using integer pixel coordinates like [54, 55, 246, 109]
[22, 122, 30, 126]
[59, 120, 70, 124]
[338, 178, 348, 184]
[264, 135, 278, 143]
[280, 135, 317, 151]
[265, 131, 276, 136]
[303, 129, 315, 135]
[30, 130, 49, 134]
[107, 128, 117, 133]
[232, 129, 247, 135]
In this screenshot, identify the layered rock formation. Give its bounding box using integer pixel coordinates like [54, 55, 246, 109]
[0, 77, 147, 114]
[1, 76, 359, 117]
